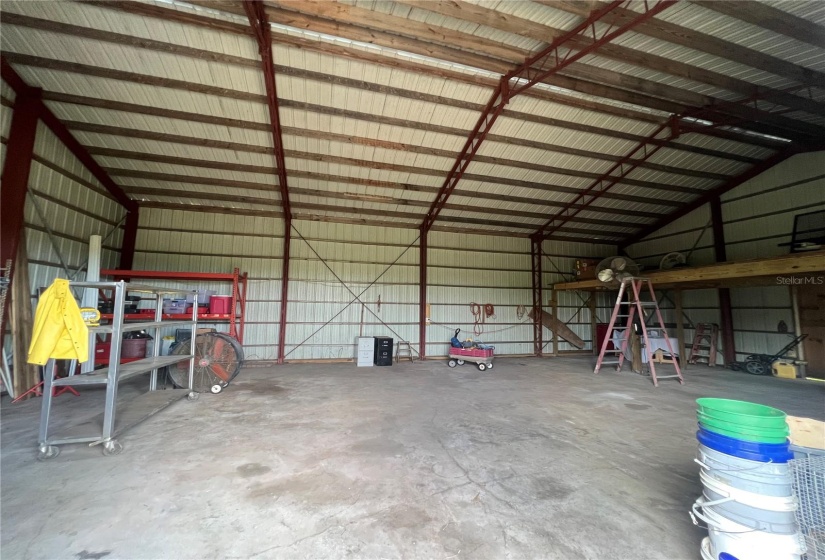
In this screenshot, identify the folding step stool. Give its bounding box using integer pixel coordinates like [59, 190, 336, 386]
[689, 323, 718, 366]
[395, 341, 414, 363]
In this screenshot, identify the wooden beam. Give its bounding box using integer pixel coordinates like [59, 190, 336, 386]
[554, 251, 825, 291]
[107, 167, 662, 221]
[84, 145, 685, 208]
[545, 1, 825, 89]
[126, 185, 629, 237]
[78, 1, 663, 124]
[7, 50, 762, 163]
[64, 118, 707, 195]
[401, 0, 825, 120]
[189, 1, 811, 143]
[122, 182, 639, 229]
[692, 1, 825, 51]
[22, 5, 812, 144]
[45, 89, 728, 179]
[138, 201, 595, 240]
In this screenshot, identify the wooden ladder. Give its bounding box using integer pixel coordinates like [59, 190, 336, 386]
[689, 323, 719, 366]
[594, 277, 684, 387]
[395, 341, 414, 363]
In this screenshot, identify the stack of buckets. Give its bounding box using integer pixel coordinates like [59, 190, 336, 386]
[691, 398, 806, 560]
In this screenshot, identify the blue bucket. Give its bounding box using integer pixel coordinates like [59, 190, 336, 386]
[696, 426, 792, 463]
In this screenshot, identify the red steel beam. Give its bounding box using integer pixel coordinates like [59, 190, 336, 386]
[0, 87, 41, 339]
[419, 228, 427, 359]
[2, 56, 136, 213]
[278, 222, 291, 364]
[119, 206, 139, 270]
[534, 83, 808, 242]
[419, 0, 676, 233]
[710, 196, 736, 364]
[535, 120, 670, 241]
[244, 0, 293, 364]
[530, 235, 543, 357]
[243, 0, 291, 219]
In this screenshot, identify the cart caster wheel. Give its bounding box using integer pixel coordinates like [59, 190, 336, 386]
[486, 362, 493, 370]
[102, 441, 123, 457]
[448, 359, 457, 368]
[456, 359, 465, 366]
[477, 363, 487, 371]
[37, 445, 60, 461]
[210, 384, 223, 394]
[187, 391, 200, 401]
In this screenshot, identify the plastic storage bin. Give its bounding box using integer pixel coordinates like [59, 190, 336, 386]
[209, 295, 232, 315]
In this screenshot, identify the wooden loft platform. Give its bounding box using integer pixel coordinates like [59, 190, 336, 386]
[553, 251, 825, 291]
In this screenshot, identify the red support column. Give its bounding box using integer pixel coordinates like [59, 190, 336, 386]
[1, 88, 41, 337]
[119, 207, 139, 270]
[419, 228, 428, 359]
[530, 235, 543, 357]
[711, 196, 736, 365]
[277, 218, 291, 364]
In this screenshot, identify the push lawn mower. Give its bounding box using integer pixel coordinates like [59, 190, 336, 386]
[729, 334, 807, 375]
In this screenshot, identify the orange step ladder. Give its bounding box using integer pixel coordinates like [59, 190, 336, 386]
[594, 277, 684, 387]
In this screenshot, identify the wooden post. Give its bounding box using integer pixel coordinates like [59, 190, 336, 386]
[630, 328, 642, 373]
[675, 289, 686, 370]
[589, 292, 598, 356]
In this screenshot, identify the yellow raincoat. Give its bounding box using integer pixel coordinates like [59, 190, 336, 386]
[27, 278, 89, 365]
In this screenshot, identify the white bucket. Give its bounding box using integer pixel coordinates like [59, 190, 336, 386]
[692, 496, 806, 560]
[697, 443, 793, 497]
[700, 470, 798, 533]
[700, 537, 713, 560]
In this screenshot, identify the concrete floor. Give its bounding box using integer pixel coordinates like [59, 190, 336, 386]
[2, 357, 823, 560]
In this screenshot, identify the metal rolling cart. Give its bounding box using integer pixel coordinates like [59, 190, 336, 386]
[37, 281, 198, 459]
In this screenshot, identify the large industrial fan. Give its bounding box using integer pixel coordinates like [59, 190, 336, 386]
[595, 256, 642, 286]
[659, 252, 687, 270]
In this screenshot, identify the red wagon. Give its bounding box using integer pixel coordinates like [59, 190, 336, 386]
[448, 347, 494, 371]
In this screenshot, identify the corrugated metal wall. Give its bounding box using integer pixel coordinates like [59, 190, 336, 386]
[429, 233, 530, 356]
[287, 222, 418, 361]
[541, 240, 617, 353]
[625, 151, 825, 362]
[24, 122, 126, 293]
[134, 209, 285, 359]
[135, 210, 619, 361]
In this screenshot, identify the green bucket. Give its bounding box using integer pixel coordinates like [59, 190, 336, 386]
[698, 415, 789, 444]
[696, 398, 788, 430]
[696, 398, 789, 444]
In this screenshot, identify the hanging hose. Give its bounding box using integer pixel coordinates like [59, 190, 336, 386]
[484, 304, 495, 320]
[470, 302, 483, 336]
[469, 303, 496, 336]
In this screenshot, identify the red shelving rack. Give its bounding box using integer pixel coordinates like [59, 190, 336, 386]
[100, 268, 248, 343]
